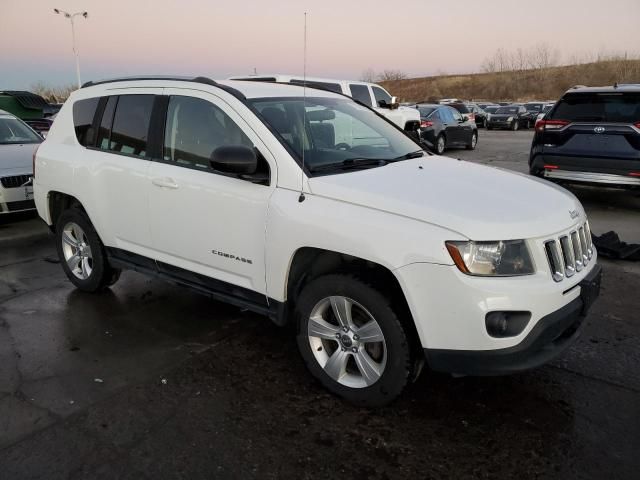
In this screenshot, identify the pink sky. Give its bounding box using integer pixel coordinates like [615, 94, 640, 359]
[1, 0, 639, 89]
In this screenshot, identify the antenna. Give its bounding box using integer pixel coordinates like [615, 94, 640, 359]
[298, 12, 307, 203]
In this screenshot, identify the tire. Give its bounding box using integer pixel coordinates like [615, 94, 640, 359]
[483, 119, 488, 129]
[56, 207, 121, 292]
[511, 120, 519, 131]
[295, 274, 412, 407]
[435, 134, 446, 155]
[466, 132, 478, 150]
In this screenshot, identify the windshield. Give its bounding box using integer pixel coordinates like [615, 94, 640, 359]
[251, 96, 421, 174]
[495, 107, 518, 114]
[485, 106, 499, 113]
[525, 104, 543, 112]
[0, 117, 42, 144]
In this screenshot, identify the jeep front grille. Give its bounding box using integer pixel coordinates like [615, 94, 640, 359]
[544, 221, 593, 282]
[1, 175, 31, 189]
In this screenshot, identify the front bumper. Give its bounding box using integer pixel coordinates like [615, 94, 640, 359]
[0, 185, 35, 214]
[424, 263, 602, 375]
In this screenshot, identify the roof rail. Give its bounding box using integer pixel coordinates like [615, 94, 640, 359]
[614, 83, 640, 88]
[80, 75, 246, 100]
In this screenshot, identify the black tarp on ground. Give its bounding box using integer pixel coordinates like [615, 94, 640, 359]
[592, 231, 640, 260]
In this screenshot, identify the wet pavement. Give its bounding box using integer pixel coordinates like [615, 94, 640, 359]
[1, 132, 639, 479]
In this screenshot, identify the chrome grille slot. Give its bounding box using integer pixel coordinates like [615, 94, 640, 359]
[578, 227, 589, 266]
[571, 231, 584, 272]
[584, 221, 593, 259]
[559, 236, 576, 277]
[545, 240, 564, 282]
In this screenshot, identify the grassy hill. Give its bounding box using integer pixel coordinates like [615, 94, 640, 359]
[379, 59, 640, 103]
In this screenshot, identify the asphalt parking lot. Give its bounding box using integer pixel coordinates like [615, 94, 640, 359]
[1, 130, 639, 479]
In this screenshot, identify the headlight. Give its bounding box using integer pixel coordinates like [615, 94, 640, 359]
[445, 240, 534, 276]
[507, 116, 514, 122]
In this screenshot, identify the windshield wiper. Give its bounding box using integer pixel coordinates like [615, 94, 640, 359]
[393, 150, 426, 160]
[309, 158, 388, 173]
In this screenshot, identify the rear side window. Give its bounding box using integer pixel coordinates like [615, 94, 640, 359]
[163, 96, 252, 169]
[72, 98, 99, 146]
[417, 107, 436, 117]
[349, 84, 372, 107]
[108, 95, 154, 158]
[550, 93, 640, 123]
[450, 103, 470, 114]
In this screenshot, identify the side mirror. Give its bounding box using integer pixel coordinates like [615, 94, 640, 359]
[460, 115, 468, 122]
[378, 96, 400, 110]
[210, 145, 257, 175]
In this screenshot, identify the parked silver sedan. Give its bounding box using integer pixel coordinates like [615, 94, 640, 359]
[0, 109, 42, 214]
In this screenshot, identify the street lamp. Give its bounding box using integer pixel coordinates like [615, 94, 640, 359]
[53, 8, 89, 89]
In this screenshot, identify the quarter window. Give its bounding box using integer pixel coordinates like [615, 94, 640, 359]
[108, 95, 154, 158]
[349, 84, 373, 107]
[163, 96, 252, 169]
[72, 97, 99, 146]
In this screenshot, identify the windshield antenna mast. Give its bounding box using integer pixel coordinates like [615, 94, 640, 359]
[298, 11, 308, 203]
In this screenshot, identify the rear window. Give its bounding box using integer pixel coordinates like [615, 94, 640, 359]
[73, 97, 99, 146]
[550, 93, 640, 123]
[417, 107, 436, 117]
[450, 103, 470, 114]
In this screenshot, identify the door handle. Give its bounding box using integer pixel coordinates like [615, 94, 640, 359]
[152, 177, 179, 189]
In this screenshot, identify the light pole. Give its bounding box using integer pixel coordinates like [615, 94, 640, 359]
[53, 8, 88, 89]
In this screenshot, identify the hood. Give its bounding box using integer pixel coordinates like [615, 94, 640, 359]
[0, 143, 38, 176]
[308, 156, 584, 241]
[490, 113, 515, 119]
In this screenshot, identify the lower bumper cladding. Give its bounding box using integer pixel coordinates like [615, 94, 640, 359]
[425, 263, 602, 376]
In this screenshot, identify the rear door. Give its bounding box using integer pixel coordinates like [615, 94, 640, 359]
[542, 92, 640, 173]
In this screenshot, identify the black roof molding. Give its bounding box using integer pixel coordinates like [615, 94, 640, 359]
[0, 90, 49, 110]
[81, 76, 246, 100]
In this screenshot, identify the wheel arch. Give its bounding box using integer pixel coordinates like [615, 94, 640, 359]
[283, 247, 423, 364]
[47, 191, 86, 231]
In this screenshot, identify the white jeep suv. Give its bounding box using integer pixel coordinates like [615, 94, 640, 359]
[34, 76, 601, 406]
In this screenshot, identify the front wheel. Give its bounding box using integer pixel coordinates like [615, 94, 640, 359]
[511, 120, 519, 131]
[295, 274, 412, 407]
[56, 208, 121, 292]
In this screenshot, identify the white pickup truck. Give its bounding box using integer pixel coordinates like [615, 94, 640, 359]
[33, 76, 601, 406]
[228, 74, 420, 133]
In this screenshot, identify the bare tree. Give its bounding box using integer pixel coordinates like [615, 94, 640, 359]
[30, 82, 76, 103]
[360, 68, 377, 83]
[377, 69, 408, 81]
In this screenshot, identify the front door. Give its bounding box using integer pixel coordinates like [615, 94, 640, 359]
[147, 89, 276, 297]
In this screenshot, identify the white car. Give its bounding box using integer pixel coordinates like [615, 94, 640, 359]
[34, 77, 601, 406]
[0, 109, 41, 214]
[228, 74, 420, 133]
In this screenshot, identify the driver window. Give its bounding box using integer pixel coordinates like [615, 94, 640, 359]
[449, 108, 463, 122]
[163, 96, 252, 169]
[371, 86, 392, 106]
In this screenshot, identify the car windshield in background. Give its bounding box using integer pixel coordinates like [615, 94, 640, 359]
[526, 104, 543, 111]
[251, 96, 421, 174]
[0, 117, 42, 144]
[485, 106, 499, 113]
[496, 107, 518, 114]
[549, 93, 640, 123]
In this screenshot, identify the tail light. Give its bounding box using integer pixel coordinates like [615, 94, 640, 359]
[420, 120, 434, 128]
[544, 165, 559, 169]
[468, 113, 475, 121]
[32, 144, 40, 179]
[634, 121, 640, 129]
[630, 172, 640, 177]
[535, 119, 570, 132]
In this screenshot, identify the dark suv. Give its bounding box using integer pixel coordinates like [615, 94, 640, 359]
[529, 85, 640, 188]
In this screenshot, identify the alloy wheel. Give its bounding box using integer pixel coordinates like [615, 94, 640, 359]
[61, 222, 93, 280]
[307, 296, 387, 389]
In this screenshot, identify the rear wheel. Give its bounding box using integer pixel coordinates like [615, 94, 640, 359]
[466, 132, 478, 150]
[295, 274, 412, 407]
[435, 134, 446, 154]
[56, 208, 121, 292]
